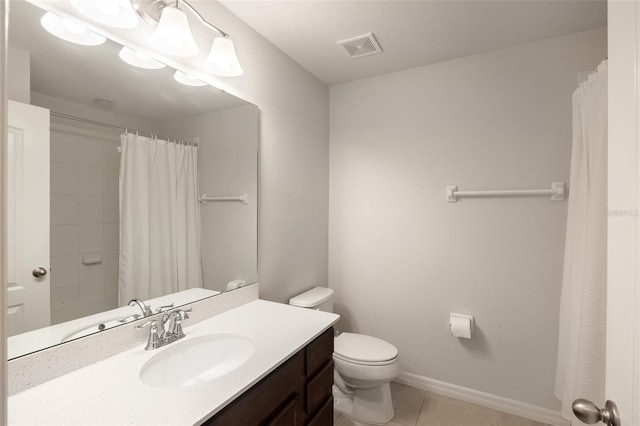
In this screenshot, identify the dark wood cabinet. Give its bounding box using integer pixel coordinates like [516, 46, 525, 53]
[203, 327, 334, 426]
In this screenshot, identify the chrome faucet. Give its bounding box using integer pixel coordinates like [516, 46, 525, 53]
[136, 307, 193, 351]
[161, 308, 190, 340]
[123, 299, 174, 323]
[128, 299, 153, 317]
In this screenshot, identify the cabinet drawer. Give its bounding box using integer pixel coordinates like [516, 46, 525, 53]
[306, 328, 334, 377]
[306, 360, 334, 416]
[306, 397, 333, 426]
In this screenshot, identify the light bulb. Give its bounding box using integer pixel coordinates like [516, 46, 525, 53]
[119, 46, 166, 70]
[96, 0, 119, 16]
[63, 18, 86, 35]
[41, 12, 106, 46]
[70, 0, 138, 29]
[173, 70, 207, 87]
[166, 37, 183, 50]
[136, 51, 151, 61]
[150, 6, 198, 57]
[204, 37, 243, 77]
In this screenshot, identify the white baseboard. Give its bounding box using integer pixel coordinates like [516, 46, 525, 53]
[395, 372, 569, 426]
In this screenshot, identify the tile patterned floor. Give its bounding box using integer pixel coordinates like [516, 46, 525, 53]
[334, 382, 552, 426]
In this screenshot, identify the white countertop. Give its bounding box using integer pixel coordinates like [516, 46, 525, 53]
[8, 300, 339, 425]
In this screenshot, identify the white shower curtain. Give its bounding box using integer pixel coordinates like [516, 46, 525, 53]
[118, 133, 203, 305]
[555, 60, 607, 422]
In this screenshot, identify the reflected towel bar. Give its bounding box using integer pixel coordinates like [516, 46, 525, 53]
[446, 182, 565, 203]
[199, 193, 248, 204]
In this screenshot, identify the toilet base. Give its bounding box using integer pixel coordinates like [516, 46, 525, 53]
[333, 383, 395, 425]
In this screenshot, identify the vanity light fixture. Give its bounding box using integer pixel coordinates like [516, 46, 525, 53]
[131, 0, 243, 76]
[150, 4, 199, 57]
[119, 46, 166, 69]
[70, 0, 138, 29]
[40, 12, 107, 46]
[173, 70, 207, 86]
[204, 36, 243, 77]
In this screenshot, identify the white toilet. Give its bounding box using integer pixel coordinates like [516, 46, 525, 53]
[289, 287, 400, 425]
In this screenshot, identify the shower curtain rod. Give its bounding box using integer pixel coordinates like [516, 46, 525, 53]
[49, 111, 184, 143]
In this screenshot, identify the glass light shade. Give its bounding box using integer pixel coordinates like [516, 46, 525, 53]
[70, 0, 138, 29]
[173, 71, 207, 87]
[204, 36, 243, 77]
[119, 47, 166, 70]
[150, 6, 199, 57]
[40, 12, 106, 46]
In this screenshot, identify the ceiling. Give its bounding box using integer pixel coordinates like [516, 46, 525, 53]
[8, 1, 246, 123]
[10, 0, 607, 111]
[220, 0, 607, 86]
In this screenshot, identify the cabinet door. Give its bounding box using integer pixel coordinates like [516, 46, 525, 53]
[306, 398, 333, 426]
[267, 396, 301, 426]
[306, 329, 334, 377]
[204, 352, 305, 425]
[306, 361, 334, 416]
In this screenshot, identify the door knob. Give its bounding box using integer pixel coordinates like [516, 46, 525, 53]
[572, 399, 621, 426]
[32, 267, 47, 278]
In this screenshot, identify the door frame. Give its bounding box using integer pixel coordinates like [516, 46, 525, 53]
[1, 0, 8, 423]
[607, 0, 640, 424]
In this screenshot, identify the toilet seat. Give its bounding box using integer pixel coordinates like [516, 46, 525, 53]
[334, 332, 398, 365]
[334, 352, 398, 366]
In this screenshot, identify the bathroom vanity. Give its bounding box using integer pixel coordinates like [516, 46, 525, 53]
[205, 327, 334, 425]
[7, 300, 339, 425]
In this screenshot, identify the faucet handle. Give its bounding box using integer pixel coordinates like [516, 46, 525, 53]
[164, 308, 192, 339]
[172, 316, 186, 339]
[171, 308, 193, 336]
[135, 319, 156, 329]
[181, 307, 193, 319]
[136, 320, 161, 351]
[118, 314, 141, 323]
[161, 307, 193, 323]
[155, 303, 175, 313]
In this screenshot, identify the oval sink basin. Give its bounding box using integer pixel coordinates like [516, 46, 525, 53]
[139, 333, 255, 388]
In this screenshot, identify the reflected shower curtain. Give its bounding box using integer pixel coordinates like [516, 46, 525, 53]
[118, 133, 203, 305]
[555, 60, 607, 422]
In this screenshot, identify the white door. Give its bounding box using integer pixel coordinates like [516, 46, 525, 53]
[6, 100, 51, 335]
[600, 1, 640, 425]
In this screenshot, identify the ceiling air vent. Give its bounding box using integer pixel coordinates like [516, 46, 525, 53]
[337, 33, 382, 58]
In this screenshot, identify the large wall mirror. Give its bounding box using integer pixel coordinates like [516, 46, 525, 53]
[6, 1, 258, 359]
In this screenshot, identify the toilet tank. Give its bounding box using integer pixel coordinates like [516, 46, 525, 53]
[289, 287, 334, 312]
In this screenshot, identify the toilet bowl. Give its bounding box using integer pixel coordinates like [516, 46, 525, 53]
[333, 332, 400, 424]
[289, 287, 400, 424]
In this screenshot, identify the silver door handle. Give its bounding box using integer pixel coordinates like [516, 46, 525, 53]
[573, 399, 621, 426]
[32, 267, 47, 278]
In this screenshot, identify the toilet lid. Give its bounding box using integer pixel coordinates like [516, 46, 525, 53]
[334, 332, 398, 363]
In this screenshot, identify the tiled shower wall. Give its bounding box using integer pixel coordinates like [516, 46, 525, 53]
[49, 126, 120, 324]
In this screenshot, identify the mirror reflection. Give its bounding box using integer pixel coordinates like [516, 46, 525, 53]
[7, 1, 258, 359]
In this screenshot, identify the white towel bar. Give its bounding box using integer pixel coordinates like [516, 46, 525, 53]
[199, 192, 248, 204]
[446, 182, 565, 203]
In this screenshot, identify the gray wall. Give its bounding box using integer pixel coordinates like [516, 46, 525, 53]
[203, 2, 330, 303]
[7, 46, 29, 104]
[328, 28, 607, 409]
[161, 104, 259, 293]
